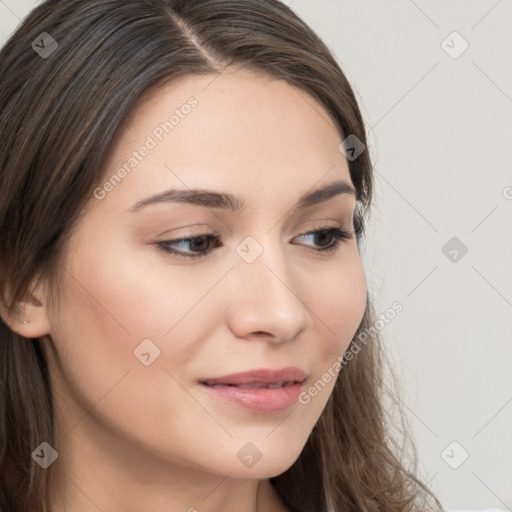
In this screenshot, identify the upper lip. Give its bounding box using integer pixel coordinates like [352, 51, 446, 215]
[200, 367, 307, 386]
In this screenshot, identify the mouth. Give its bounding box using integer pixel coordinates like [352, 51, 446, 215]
[200, 380, 303, 389]
[198, 366, 307, 387]
[198, 367, 307, 413]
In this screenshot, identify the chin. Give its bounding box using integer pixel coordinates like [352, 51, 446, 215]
[212, 435, 307, 479]
[222, 456, 300, 480]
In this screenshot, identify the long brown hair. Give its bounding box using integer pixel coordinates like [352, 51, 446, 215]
[0, 1, 443, 510]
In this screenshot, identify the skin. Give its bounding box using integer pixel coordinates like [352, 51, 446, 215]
[6, 68, 367, 511]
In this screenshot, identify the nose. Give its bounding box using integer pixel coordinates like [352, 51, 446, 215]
[225, 240, 309, 344]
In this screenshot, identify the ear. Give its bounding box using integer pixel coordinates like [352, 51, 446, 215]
[0, 276, 51, 339]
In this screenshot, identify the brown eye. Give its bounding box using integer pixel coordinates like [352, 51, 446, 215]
[294, 227, 352, 253]
[157, 235, 222, 259]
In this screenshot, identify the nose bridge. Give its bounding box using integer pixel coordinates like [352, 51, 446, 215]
[226, 233, 309, 341]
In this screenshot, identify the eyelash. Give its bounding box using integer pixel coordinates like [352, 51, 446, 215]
[155, 226, 353, 260]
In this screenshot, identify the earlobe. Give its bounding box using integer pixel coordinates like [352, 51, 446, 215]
[0, 280, 51, 339]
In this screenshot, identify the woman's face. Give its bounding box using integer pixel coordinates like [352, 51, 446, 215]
[40, 69, 367, 481]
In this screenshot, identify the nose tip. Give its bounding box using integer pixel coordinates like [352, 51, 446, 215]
[225, 256, 309, 343]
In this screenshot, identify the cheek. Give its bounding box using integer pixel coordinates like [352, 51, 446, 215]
[57, 231, 205, 345]
[45, 235, 226, 409]
[45, 261, 214, 455]
[293, 254, 366, 421]
[309, 252, 367, 357]
[44, 269, 137, 415]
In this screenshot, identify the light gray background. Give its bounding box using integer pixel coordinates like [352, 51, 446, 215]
[1, 0, 511, 509]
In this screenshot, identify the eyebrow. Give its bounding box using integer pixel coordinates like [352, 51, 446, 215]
[127, 179, 355, 213]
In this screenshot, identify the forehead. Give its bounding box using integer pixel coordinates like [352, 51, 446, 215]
[95, 68, 352, 213]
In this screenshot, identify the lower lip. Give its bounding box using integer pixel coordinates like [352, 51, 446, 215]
[199, 382, 304, 413]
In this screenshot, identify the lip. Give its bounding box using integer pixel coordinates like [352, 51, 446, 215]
[198, 367, 307, 413]
[200, 367, 307, 386]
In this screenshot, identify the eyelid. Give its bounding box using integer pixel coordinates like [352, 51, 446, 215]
[154, 223, 215, 238]
[154, 219, 351, 244]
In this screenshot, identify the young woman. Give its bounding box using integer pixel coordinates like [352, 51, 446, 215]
[0, 1, 443, 510]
